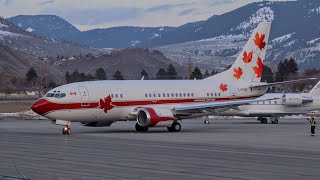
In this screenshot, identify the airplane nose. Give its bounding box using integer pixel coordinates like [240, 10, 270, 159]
[31, 98, 50, 115]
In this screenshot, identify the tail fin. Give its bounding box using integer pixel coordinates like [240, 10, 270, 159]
[309, 81, 320, 97]
[206, 22, 271, 83]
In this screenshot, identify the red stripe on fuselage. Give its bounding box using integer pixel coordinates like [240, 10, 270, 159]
[31, 96, 259, 116]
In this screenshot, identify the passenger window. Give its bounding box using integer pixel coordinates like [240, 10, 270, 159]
[171, 93, 174, 97]
[187, 93, 190, 97]
[153, 93, 156, 97]
[115, 94, 118, 98]
[214, 93, 217, 96]
[175, 93, 178, 97]
[183, 93, 186, 97]
[145, 94, 148, 98]
[111, 94, 114, 98]
[191, 93, 194, 97]
[149, 94, 152, 98]
[163, 93, 166, 97]
[120, 94, 123, 98]
[179, 93, 182, 97]
[167, 93, 170, 97]
[218, 93, 221, 96]
[158, 93, 161, 97]
[207, 93, 210, 97]
[211, 93, 213, 97]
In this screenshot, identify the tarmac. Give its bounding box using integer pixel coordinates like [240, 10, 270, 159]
[0, 118, 319, 180]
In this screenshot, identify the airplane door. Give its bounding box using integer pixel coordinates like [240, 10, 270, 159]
[79, 86, 90, 106]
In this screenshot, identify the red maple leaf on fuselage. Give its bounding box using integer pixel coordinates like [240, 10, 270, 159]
[219, 83, 228, 92]
[99, 95, 114, 113]
[254, 32, 266, 50]
[233, 67, 243, 79]
[253, 57, 264, 78]
[242, 51, 253, 63]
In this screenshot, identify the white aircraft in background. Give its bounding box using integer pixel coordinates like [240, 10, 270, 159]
[214, 81, 320, 124]
[31, 22, 313, 134]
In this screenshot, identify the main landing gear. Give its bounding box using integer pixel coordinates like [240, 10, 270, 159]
[167, 122, 181, 132]
[257, 117, 279, 124]
[62, 126, 71, 135]
[135, 123, 149, 132]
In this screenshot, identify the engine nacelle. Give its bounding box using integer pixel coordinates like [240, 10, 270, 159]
[282, 94, 313, 106]
[136, 107, 175, 127]
[80, 121, 113, 127]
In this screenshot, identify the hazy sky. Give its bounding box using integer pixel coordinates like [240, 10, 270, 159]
[0, 0, 292, 30]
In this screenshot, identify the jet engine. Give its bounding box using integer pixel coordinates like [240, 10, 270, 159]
[282, 94, 313, 106]
[136, 107, 175, 127]
[80, 121, 113, 127]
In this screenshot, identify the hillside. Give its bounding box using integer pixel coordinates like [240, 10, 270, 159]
[53, 48, 186, 79]
[0, 43, 63, 84]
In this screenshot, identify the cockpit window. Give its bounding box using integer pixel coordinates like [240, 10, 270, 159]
[45, 93, 55, 97]
[45, 92, 66, 98]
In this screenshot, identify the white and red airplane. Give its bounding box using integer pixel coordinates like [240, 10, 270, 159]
[31, 22, 312, 134]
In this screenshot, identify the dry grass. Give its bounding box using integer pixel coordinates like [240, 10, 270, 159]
[0, 100, 34, 113]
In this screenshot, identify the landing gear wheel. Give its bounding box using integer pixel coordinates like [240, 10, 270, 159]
[167, 122, 181, 132]
[135, 123, 148, 132]
[260, 118, 268, 124]
[62, 127, 71, 135]
[271, 119, 279, 124]
[204, 120, 210, 124]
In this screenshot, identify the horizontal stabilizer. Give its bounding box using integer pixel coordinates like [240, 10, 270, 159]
[250, 78, 318, 89]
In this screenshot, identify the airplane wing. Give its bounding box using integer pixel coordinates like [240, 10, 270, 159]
[173, 96, 279, 114]
[250, 78, 318, 89]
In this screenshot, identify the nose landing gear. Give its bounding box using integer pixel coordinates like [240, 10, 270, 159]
[62, 126, 71, 135]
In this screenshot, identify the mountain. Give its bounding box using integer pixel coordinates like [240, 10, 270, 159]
[156, 0, 320, 70]
[53, 48, 186, 79]
[8, 15, 174, 48]
[8, 15, 81, 41]
[0, 17, 99, 58]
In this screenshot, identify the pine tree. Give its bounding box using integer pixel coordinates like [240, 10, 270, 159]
[275, 61, 286, 82]
[95, 68, 107, 80]
[26, 67, 38, 82]
[65, 72, 71, 83]
[156, 68, 167, 80]
[261, 65, 274, 83]
[166, 63, 177, 79]
[211, 70, 217, 76]
[190, 67, 203, 79]
[141, 69, 149, 80]
[203, 69, 210, 78]
[113, 70, 124, 80]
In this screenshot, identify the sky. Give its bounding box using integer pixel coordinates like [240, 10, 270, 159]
[0, 0, 292, 31]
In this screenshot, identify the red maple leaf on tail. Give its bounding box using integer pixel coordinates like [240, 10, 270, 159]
[233, 67, 243, 79]
[99, 95, 114, 113]
[219, 83, 228, 92]
[254, 32, 266, 50]
[242, 51, 253, 63]
[253, 57, 264, 78]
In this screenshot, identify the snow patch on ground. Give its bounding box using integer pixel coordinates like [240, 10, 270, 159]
[0, 110, 44, 120]
[151, 33, 160, 39]
[271, 33, 295, 43]
[26, 27, 34, 32]
[307, 37, 320, 45]
[195, 27, 202, 33]
[236, 7, 274, 34]
[309, 6, 320, 14]
[0, 23, 8, 28]
[131, 40, 141, 46]
[0, 30, 22, 37]
[159, 27, 164, 31]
